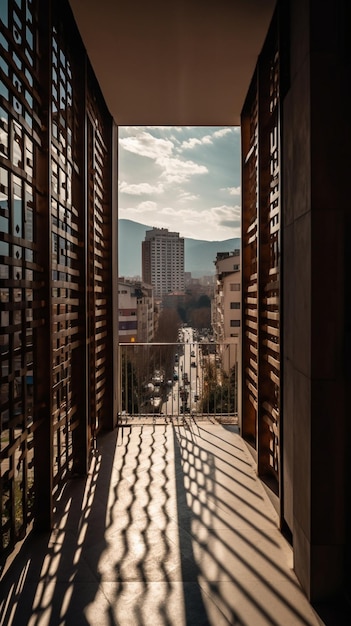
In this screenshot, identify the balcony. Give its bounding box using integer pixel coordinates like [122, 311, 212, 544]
[119, 338, 239, 425]
[0, 416, 325, 626]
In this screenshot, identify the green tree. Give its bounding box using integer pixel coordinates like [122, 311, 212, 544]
[200, 361, 237, 414]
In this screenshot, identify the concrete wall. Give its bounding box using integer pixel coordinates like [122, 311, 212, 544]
[282, 0, 351, 602]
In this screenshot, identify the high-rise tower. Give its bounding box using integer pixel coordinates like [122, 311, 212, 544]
[142, 228, 184, 298]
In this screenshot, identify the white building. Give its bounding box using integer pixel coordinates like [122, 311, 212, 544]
[142, 228, 184, 299]
[136, 282, 154, 343]
[118, 280, 154, 343]
[118, 281, 138, 342]
[213, 250, 241, 370]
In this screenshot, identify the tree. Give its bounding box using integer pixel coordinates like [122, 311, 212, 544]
[154, 309, 181, 342]
[200, 360, 237, 415]
[197, 294, 211, 308]
[188, 307, 211, 330]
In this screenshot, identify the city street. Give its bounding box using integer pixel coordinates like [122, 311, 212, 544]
[163, 327, 202, 418]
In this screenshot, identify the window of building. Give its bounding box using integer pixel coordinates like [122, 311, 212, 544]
[230, 284, 240, 291]
[230, 302, 240, 309]
[230, 320, 240, 327]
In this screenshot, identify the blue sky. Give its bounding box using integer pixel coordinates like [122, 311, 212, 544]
[118, 126, 241, 241]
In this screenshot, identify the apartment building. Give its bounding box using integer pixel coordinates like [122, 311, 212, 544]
[213, 251, 241, 344]
[118, 282, 138, 343]
[212, 251, 240, 373]
[136, 282, 154, 344]
[118, 280, 154, 343]
[142, 228, 184, 299]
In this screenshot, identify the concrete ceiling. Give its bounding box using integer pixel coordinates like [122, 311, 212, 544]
[68, 0, 276, 126]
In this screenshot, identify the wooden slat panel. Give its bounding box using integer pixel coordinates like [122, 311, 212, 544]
[242, 13, 280, 485]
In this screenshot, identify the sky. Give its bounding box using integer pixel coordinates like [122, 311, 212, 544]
[118, 126, 241, 242]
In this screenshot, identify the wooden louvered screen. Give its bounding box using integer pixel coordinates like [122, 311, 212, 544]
[0, 0, 41, 556]
[242, 74, 259, 447]
[86, 74, 114, 440]
[258, 40, 280, 482]
[241, 11, 280, 491]
[49, 6, 86, 494]
[1, 0, 116, 563]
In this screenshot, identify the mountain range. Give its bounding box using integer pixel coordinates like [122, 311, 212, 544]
[118, 219, 241, 278]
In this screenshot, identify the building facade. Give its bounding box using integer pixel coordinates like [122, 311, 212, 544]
[213, 251, 241, 344]
[212, 251, 240, 374]
[0, 0, 117, 562]
[136, 282, 154, 344]
[118, 281, 138, 343]
[118, 280, 154, 343]
[142, 227, 184, 299]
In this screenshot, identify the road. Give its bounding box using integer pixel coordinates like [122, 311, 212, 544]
[163, 326, 202, 417]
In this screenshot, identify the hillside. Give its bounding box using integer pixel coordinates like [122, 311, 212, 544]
[118, 219, 241, 278]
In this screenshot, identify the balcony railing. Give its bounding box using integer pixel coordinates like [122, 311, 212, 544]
[118, 339, 238, 424]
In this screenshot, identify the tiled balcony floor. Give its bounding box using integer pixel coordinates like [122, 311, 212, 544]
[0, 422, 343, 625]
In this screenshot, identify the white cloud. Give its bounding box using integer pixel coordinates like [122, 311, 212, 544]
[212, 204, 241, 222]
[213, 128, 233, 139]
[181, 137, 202, 150]
[137, 201, 158, 211]
[181, 127, 234, 151]
[145, 126, 183, 132]
[118, 126, 138, 132]
[119, 205, 159, 223]
[178, 191, 200, 202]
[128, 205, 240, 240]
[118, 126, 241, 240]
[158, 156, 208, 183]
[180, 205, 240, 239]
[181, 135, 214, 150]
[119, 181, 164, 196]
[222, 185, 241, 197]
[119, 131, 173, 160]
[197, 205, 241, 239]
[119, 130, 208, 184]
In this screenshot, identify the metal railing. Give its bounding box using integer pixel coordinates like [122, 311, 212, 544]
[118, 339, 238, 423]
